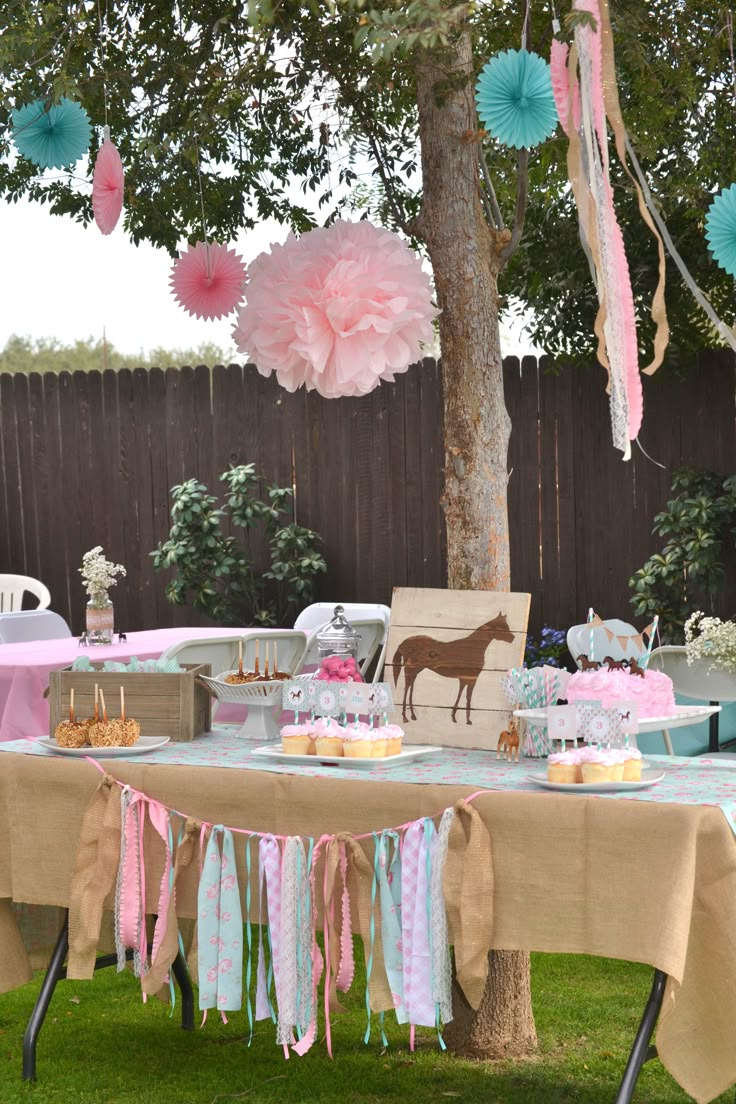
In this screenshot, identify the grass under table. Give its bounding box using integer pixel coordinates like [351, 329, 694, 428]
[0, 950, 730, 1104]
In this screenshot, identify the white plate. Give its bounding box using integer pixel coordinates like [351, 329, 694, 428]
[514, 704, 721, 734]
[37, 736, 171, 758]
[249, 744, 439, 769]
[527, 767, 665, 793]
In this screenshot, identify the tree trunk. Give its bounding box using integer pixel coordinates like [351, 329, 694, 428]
[414, 30, 537, 1058]
[415, 33, 511, 592]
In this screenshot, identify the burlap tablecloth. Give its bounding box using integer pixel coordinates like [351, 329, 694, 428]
[1, 751, 735, 1103]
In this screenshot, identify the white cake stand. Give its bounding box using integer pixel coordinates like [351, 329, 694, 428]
[514, 704, 721, 755]
[198, 673, 313, 741]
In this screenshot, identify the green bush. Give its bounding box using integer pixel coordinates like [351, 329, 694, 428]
[152, 464, 327, 626]
[629, 468, 736, 641]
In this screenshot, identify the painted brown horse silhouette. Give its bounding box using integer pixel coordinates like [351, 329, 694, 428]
[392, 612, 514, 725]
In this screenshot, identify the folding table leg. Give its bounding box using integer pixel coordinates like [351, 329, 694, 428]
[22, 911, 195, 1080]
[171, 950, 195, 1030]
[614, 969, 668, 1104]
[22, 910, 70, 1081]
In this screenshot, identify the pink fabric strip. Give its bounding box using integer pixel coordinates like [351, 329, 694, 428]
[292, 834, 330, 1057]
[120, 796, 143, 951]
[147, 801, 172, 969]
[335, 841, 354, 993]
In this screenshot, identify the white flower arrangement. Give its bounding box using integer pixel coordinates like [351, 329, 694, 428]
[684, 611, 736, 675]
[79, 546, 126, 604]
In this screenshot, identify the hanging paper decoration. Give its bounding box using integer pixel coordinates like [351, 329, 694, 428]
[705, 185, 736, 278]
[560, 0, 669, 458]
[232, 219, 439, 399]
[11, 97, 91, 170]
[92, 127, 124, 235]
[475, 49, 558, 150]
[170, 241, 247, 321]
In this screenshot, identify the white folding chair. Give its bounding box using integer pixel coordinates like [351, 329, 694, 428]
[159, 631, 308, 720]
[0, 609, 71, 643]
[567, 617, 642, 667]
[649, 645, 736, 757]
[0, 574, 51, 612]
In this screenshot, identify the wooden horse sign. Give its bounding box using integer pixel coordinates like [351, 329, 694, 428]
[385, 588, 530, 751]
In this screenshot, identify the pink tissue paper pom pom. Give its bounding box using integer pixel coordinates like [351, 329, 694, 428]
[170, 241, 247, 321]
[232, 219, 440, 398]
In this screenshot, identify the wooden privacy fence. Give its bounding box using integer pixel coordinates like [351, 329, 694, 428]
[0, 352, 734, 638]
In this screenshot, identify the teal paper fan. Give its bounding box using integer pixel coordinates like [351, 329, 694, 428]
[11, 97, 91, 169]
[705, 184, 736, 278]
[475, 49, 558, 150]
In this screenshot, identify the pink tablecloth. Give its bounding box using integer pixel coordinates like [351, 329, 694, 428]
[0, 627, 255, 742]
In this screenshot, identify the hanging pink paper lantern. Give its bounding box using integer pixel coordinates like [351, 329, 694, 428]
[170, 241, 247, 321]
[232, 220, 439, 399]
[92, 127, 124, 235]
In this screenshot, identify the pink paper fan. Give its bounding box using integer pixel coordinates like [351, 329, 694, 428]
[170, 241, 247, 321]
[92, 129, 124, 235]
[550, 39, 580, 136]
[232, 220, 439, 399]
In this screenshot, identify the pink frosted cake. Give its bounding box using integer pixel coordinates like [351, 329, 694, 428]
[565, 666, 675, 718]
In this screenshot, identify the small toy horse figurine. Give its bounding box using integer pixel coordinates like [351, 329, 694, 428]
[578, 653, 601, 671]
[604, 656, 628, 671]
[497, 719, 520, 763]
[628, 657, 646, 678]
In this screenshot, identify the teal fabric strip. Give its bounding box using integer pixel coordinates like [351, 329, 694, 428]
[245, 835, 254, 1045]
[423, 818, 445, 1050]
[363, 832, 380, 1045]
[167, 816, 176, 1015]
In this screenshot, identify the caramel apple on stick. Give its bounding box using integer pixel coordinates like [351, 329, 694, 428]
[69, 687, 75, 723]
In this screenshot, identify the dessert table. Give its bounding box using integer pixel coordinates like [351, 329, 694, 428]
[0, 627, 271, 743]
[2, 732, 736, 1103]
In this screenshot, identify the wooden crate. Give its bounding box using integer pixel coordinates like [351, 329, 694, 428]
[48, 663, 212, 743]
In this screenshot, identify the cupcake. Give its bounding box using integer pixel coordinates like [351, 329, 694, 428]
[342, 722, 373, 758]
[547, 750, 579, 784]
[621, 746, 642, 781]
[382, 723, 404, 756]
[580, 749, 619, 783]
[367, 726, 388, 758]
[281, 723, 313, 755]
[313, 717, 344, 756]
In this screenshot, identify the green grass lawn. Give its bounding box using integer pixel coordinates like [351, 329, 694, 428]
[0, 952, 731, 1104]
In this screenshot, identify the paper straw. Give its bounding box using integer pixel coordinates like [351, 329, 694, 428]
[264, 641, 270, 679]
[587, 608, 595, 661]
[120, 685, 125, 721]
[641, 615, 659, 669]
[69, 688, 75, 723]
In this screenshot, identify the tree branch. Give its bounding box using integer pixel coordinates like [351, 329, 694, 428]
[364, 128, 414, 237]
[499, 148, 529, 264]
[479, 150, 504, 230]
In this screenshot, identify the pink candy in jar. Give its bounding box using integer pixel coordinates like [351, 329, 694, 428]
[314, 653, 364, 683]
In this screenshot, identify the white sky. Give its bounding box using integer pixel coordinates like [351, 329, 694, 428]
[0, 196, 538, 358]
